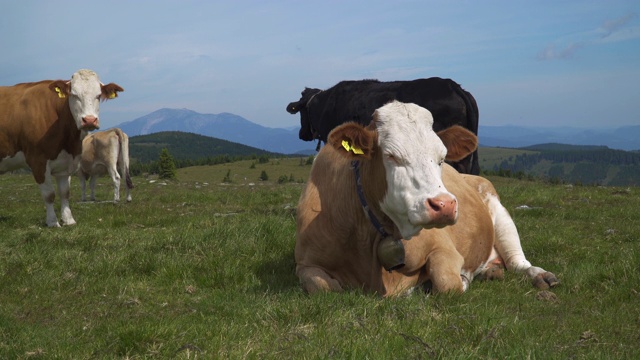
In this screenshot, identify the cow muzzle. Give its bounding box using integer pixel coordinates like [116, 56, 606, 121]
[286, 102, 301, 114]
[82, 115, 100, 130]
[424, 193, 458, 228]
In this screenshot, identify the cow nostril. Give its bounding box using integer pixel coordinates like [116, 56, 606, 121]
[428, 198, 446, 212]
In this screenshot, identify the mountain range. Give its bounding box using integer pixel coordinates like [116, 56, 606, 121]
[116, 108, 316, 155]
[115, 108, 640, 154]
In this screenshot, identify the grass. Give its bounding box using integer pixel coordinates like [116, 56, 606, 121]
[0, 158, 639, 359]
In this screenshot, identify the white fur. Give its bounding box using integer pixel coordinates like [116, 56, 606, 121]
[376, 102, 456, 239]
[68, 69, 102, 130]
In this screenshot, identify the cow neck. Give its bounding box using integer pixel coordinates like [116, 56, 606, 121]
[351, 160, 391, 238]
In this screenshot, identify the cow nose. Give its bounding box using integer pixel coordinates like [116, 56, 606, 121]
[82, 115, 100, 130]
[426, 193, 458, 227]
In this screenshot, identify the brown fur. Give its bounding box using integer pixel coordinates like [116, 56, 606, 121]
[79, 128, 133, 202]
[1, 74, 123, 226]
[295, 123, 498, 296]
[0, 80, 80, 183]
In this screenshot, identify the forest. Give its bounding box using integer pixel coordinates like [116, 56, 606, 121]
[488, 144, 640, 186]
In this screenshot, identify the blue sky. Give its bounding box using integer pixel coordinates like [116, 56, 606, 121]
[2, 1, 639, 130]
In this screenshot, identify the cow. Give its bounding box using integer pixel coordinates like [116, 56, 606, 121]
[78, 128, 133, 203]
[0, 69, 124, 227]
[295, 101, 558, 297]
[286, 77, 480, 175]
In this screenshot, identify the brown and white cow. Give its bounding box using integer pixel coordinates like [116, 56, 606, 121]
[78, 128, 133, 203]
[0, 69, 123, 227]
[295, 101, 558, 296]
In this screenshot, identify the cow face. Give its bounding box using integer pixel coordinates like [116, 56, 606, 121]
[59, 69, 123, 131]
[286, 87, 322, 141]
[329, 101, 477, 240]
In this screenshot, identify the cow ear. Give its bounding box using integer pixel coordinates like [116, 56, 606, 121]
[101, 83, 124, 101]
[48, 81, 70, 99]
[437, 125, 478, 162]
[328, 122, 376, 160]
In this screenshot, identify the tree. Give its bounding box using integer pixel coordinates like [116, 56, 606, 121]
[259, 170, 269, 181]
[158, 148, 177, 180]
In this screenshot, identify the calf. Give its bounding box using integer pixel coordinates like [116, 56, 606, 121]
[0, 69, 123, 226]
[295, 101, 558, 296]
[78, 128, 133, 202]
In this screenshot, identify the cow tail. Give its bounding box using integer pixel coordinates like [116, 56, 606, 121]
[452, 83, 481, 175]
[115, 128, 134, 189]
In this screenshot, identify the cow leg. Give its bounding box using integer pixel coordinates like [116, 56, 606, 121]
[426, 246, 467, 294]
[296, 266, 343, 294]
[37, 171, 61, 227]
[79, 173, 88, 201]
[89, 176, 97, 201]
[124, 176, 132, 202]
[107, 165, 121, 202]
[56, 174, 76, 226]
[486, 194, 559, 289]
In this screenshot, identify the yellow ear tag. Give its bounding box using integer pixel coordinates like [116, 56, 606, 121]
[55, 87, 65, 98]
[342, 140, 364, 155]
[108, 92, 117, 99]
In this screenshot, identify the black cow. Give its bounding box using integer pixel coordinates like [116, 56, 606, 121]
[286, 78, 480, 174]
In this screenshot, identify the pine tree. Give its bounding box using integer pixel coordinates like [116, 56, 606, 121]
[158, 148, 177, 180]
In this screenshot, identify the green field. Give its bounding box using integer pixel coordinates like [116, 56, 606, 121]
[477, 147, 537, 172]
[0, 159, 638, 358]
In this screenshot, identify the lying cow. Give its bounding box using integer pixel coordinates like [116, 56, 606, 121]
[295, 101, 558, 296]
[286, 78, 480, 174]
[0, 69, 123, 227]
[78, 128, 133, 202]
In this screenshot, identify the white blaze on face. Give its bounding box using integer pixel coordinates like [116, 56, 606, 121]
[68, 69, 102, 130]
[376, 101, 457, 239]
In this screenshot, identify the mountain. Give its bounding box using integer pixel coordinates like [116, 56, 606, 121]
[479, 125, 640, 151]
[115, 108, 640, 153]
[116, 108, 316, 155]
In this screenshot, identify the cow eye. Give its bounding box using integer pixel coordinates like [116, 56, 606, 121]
[386, 154, 401, 165]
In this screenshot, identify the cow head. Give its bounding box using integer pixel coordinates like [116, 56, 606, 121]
[49, 69, 124, 131]
[286, 87, 322, 141]
[328, 101, 477, 240]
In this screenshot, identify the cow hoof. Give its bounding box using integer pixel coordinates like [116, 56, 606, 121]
[532, 272, 559, 289]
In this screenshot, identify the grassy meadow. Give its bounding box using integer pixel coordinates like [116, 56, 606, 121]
[0, 157, 639, 359]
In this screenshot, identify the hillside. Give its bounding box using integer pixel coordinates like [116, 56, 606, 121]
[128, 131, 282, 164]
[126, 133, 640, 186]
[114, 108, 640, 155]
[485, 144, 640, 186]
[1, 165, 638, 358]
[117, 108, 316, 155]
[480, 125, 640, 151]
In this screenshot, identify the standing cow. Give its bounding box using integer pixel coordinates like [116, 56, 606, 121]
[295, 101, 558, 296]
[0, 69, 123, 227]
[78, 128, 133, 202]
[286, 78, 480, 174]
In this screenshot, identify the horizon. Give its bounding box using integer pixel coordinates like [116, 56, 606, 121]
[2, 1, 639, 130]
[116, 107, 640, 152]
[120, 106, 640, 132]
